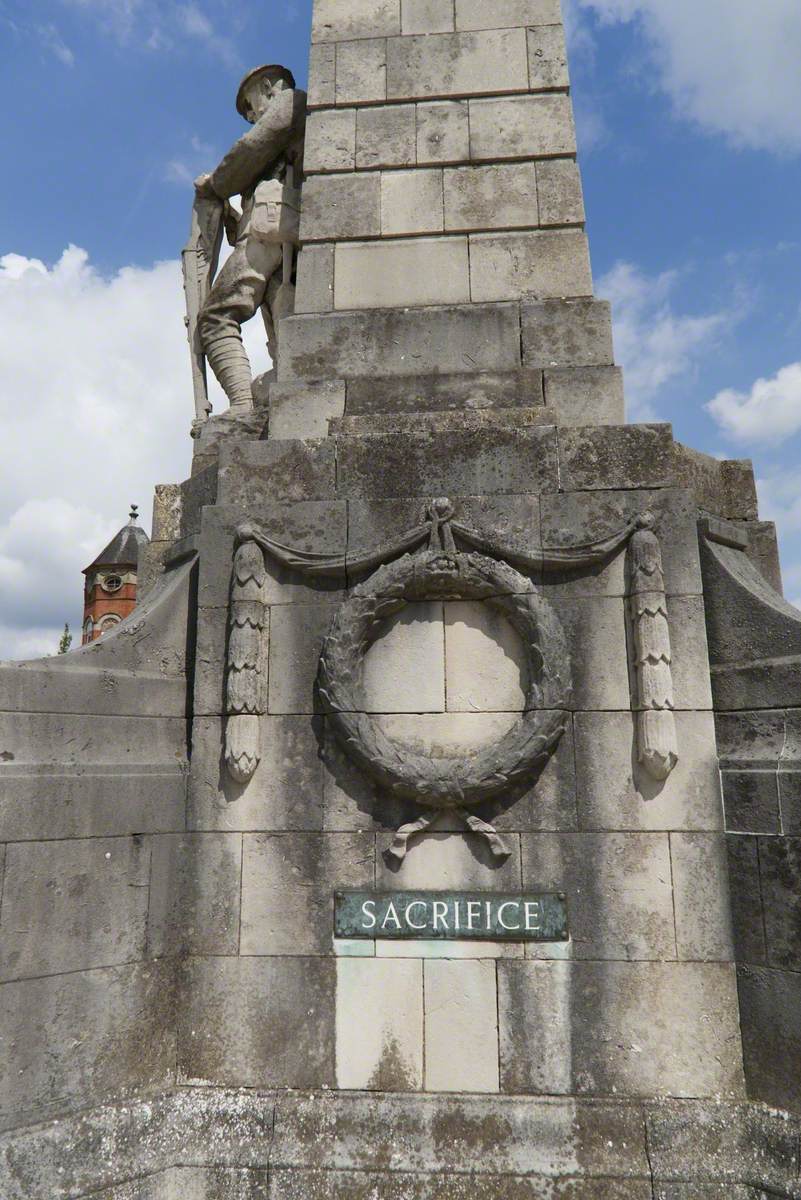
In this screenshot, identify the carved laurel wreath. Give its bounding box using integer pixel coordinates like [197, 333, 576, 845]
[319, 548, 571, 809]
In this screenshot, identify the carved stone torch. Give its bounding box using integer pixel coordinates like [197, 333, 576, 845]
[224, 537, 267, 783]
[627, 515, 678, 781]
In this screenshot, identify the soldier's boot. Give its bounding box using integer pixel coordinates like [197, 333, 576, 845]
[205, 335, 254, 410]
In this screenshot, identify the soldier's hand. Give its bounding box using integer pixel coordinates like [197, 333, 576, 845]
[194, 173, 218, 199]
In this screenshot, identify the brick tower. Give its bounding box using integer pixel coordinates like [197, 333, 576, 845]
[81, 505, 149, 643]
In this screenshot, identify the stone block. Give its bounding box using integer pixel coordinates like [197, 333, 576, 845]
[671, 443, 758, 521]
[300, 173, 381, 242]
[559, 596, 630, 710]
[779, 769, 801, 834]
[268, 601, 339, 714]
[444, 601, 528, 712]
[470, 94, 576, 161]
[664, 596, 713, 710]
[387, 29, 529, 100]
[336, 958, 423, 1089]
[381, 167, 444, 235]
[378, 939, 522, 959]
[480, 714, 578, 834]
[444, 163, 538, 232]
[737, 963, 801, 1111]
[193, 605, 227, 716]
[521, 832, 676, 961]
[363, 601, 447, 712]
[424, 959, 499, 1092]
[0, 710, 186, 768]
[240, 832, 374, 955]
[180, 956, 335, 1088]
[498, 960, 745, 1098]
[574, 710, 723, 832]
[308, 43, 336, 107]
[402, 0, 455, 34]
[527, 23, 569, 90]
[670, 832, 733, 962]
[294, 240, 336, 313]
[356, 103, 416, 168]
[558, 423, 674, 491]
[336, 426, 559, 498]
[335, 38, 387, 105]
[544, 366, 624, 426]
[346, 369, 543, 415]
[313, 0, 400, 42]
[537, 159, 585, 227]
[0, 960, 175, 1132]
[269, 380, 345, 438]
[376, 711, 527, 763]
[522, 298, 614, 369]
[416, 100, 470, 164]
[218, 440, 337, 507]
[759, 837, 801, 970]
[147, 832, 242, 957]
[470, 230, 593, 302]
[376, 828, 522, 889]
[0, 836, 149, 982]
[334, 236, 469, 308]
[267, 1170, 651, 1199]
[279, 304, 522, 381]
[726, 834, 766, 964]
[303, 108, 356, 172]
[322, 718, 417, 833]
[189, 714, 325, 832]
[455, 0, 562, 28]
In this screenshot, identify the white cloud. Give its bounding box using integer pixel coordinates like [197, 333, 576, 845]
[598, 261, 729, 421]
[706, 363, 801, 446]
[63, 0, 241, 65]
[0, 245, 270, 661]
[577, 0, 801, 154]
[37, 23, 76, 66]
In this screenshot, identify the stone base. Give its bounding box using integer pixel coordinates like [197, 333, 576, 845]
[2, 1089, 799, 1199]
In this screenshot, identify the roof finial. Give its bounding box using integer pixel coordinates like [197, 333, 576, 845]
[129, 504, 139, 523]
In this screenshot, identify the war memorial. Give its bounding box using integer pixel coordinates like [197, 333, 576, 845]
[1, 1, 800, 1195]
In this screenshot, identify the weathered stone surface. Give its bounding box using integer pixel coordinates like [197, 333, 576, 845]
[0, 710, 186, 768]
[574, 710, 723, 831]
[295, 243, 335, 315]
[672, 442, 758, 520]
[377, 829, 522, 890]
[521, 832, 676, 961]
[543, 366, 624, 425]
[470, 94, 576, 161]
[363, 602, 447, 712]
[416, 100, 470, 164]
[218, 440, 337, 507]
[147, 832, 242, 957]
[346, 369, 543, 415]
[537, 159, 585, 227]
[304, 108, 356, 172]
[308, 43, 336, 107]
[726, 835, 767, 964]
[335, 237, 469, 308]
[559, 423, 674, 491]
[301, 172, 381, 241]
[444, 601, 528, 713]
[522, 299, 614, 372]
[381, 168, 445, 235]
[722, 770, 780, 833]
[526, 23, 569, 90]
[387, 29, 529, 100]
[670, 832, 734, 961]
[336, 426, 558, 498]
[336, 958, 423, 1089]
[269, 380, 346, 439]
[240, 832, 374, 955]
[279, 304, 522, 380]
[780, 769, 801, 834]
[268, 1170, 652, 1198]
[559, 596, 630, 710]
[268, 601, 339, 714]
[455, 0, 562, 29]
[499, 961, 745, 1098]
[470, 230, 593, 302]
[331, 406, 550, 436]
[444, 163, 538, 232]
[424, 960, 499, 1092]
[335, 38, 388, 104]
[0, 960, 175, 1132]
[313, 0, 400, 42]
[189, 715, 325, 832]
[356, 103, 416, 167]
[180, 956, 335, 1087]
[759, 837, 801, 970]
[737, 963, 801, 1112]
[661, 596, 713, 710]
[401, 0, 455, 34]
[0, 836, 149, 981]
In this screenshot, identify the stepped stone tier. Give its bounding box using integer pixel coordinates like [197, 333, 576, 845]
[2, 1, 801, 1196]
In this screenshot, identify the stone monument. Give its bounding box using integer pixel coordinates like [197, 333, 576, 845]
[1, 2, 800, 1196]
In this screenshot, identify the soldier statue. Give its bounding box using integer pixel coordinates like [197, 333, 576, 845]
[183, 64, 306, 427]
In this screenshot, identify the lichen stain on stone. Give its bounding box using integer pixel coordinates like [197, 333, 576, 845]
[366, 1035, 416, 1092]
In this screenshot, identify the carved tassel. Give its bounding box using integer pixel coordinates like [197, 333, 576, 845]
[225, 539, 267, 783]
[628, 518, 678, 781]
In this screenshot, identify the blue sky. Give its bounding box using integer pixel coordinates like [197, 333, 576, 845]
[0, 0, 800, 657]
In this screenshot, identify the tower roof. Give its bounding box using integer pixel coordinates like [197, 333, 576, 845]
[83, 505, 150, 574]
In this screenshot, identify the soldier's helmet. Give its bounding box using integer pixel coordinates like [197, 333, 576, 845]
[236, 64, 296, 119]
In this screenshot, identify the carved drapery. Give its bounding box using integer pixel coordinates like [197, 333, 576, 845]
[627, 517, 678, 781]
